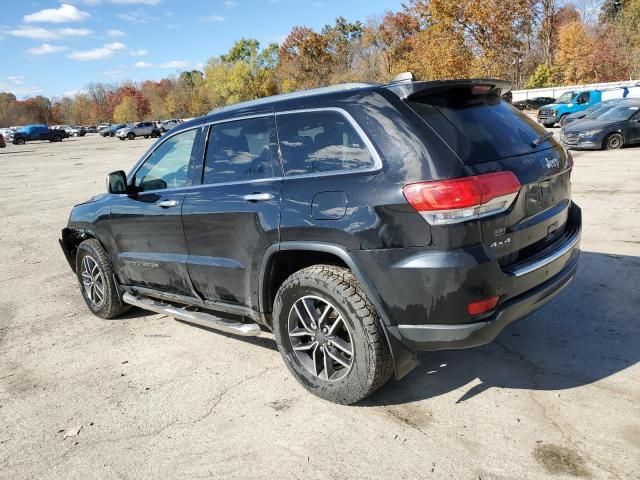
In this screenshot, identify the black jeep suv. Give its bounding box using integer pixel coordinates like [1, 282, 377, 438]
[60, 76, 581, 404]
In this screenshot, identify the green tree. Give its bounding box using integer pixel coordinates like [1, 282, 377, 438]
[205, 39, 279, 105]
[525, 63, 555, 88]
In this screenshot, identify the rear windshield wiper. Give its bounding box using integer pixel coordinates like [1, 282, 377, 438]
[532, 131, 554, 147]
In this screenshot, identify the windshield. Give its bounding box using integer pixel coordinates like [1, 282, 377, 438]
[597, 106, 639, 121]
[555, 92, 576, 104]
[585, 106, 610, 119]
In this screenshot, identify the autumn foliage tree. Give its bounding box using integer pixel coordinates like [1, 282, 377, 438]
[2, 0, 640, 128]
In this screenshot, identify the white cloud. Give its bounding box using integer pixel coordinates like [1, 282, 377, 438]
[224, 0, 239, 6]
[159, 60, 188, 69]
[199, 15, 225, 22]
[107, 29, 126, 38]
[130, 48, 149, 56]
[5, 26, 60, 40]
[24, 4, 90, 23]
[7, 76, 25, 84]
[27, 43, 68, 55]
[313, 1, 325, 7]
[67, 0, 162, 4]
[117, 10, 158, 23]
[68, 41, 126, 61]
[3, 26, 92, 40]
[0, 82, 43, 97]
[132, 59, 188, 69]
[111, 0, 161, 4]
[57, 27, 92, 37]
[165, 23, 180, 30]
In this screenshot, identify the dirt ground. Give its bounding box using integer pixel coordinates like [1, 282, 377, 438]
[0, 132, 638, 479]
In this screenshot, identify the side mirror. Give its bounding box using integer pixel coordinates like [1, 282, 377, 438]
[106, 170, 128, 194]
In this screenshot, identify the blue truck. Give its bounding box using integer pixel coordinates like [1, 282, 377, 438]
[537, 87, 633, 127]
[12, 124, 69, 145]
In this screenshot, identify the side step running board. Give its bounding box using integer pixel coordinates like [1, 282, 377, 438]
[123, 292, 261, 337]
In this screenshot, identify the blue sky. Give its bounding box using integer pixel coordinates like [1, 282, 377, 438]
[0, 0, 403, 99]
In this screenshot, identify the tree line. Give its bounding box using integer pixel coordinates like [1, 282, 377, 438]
[1, 0, 639, 127]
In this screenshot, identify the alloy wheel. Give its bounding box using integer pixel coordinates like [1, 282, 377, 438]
[81, 255, 105, 307]
[288, 295, 354, 381]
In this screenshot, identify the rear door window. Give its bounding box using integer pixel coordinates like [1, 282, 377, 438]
[276, 110, 374, 176]
[203, 116, 278, 184]
[407, 89, 552, 164]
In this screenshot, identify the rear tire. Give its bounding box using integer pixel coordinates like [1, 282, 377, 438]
[75, 239, 129, 319]
[53, 135, 62, 142]
[542, 122, 555, 128]
[15, 138, 25, 145]
[603, 132, 623, 150]
[273, 265, 393, 404]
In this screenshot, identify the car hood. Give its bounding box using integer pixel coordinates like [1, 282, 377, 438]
[75, 192, 109, 206]
[564, 119, 621, 133]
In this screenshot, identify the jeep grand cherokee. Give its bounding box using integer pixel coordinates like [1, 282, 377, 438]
[60, 75, 581, 404]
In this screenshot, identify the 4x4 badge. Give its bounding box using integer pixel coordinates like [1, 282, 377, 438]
[490, 237, 511, 248]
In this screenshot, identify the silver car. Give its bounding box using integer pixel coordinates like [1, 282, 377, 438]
[116, 122, 159, 140]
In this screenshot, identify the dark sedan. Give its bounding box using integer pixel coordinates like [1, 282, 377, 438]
[561, 100, 640, 150]
[513, 96, 555, 110]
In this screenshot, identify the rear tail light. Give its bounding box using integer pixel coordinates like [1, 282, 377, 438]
[403, 171, 521, 225]
[467, 296, 500, 316]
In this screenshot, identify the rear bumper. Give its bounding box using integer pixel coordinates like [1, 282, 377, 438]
[353, 203, 582, 353]
[390, 250, 578, 351]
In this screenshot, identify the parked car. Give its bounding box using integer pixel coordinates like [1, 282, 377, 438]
[60, 76, 581, 404]
[0, 128, 14, 143]
[12, 124, 68, 144]
[115, 121, 160, 140]
[159, 119, 181, 133]
[537, 87, 633, 127]
[100, 124, 126, 137]
[59, 125, 86, 137]
[513, 97, 555, 110]
[561, 99, 640, 150]
[0, 133, 5, 148]
[86, 125, 98, 133]
[97, 123, 111, 131]
[562, 99, 625, 126]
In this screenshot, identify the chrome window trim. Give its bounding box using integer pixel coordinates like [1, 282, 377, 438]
[124, 107, 382, 195]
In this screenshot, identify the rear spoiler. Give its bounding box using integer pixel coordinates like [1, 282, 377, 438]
[384, 78, 512, 100]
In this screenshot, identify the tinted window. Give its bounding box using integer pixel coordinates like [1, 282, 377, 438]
[203, 116, 277, 184]
[407, 89, 553, 164]
[134, 128, 199, 192]
[276, 110, 374, 176]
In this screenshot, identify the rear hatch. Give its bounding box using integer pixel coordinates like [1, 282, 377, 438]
[403, 83, 574, 270]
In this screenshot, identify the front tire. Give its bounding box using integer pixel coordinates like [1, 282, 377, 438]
[603, 133, 623, 150]
[273, 265, 393, 404]
[75, 239, 129, 319]
[127, 132, 135, 140]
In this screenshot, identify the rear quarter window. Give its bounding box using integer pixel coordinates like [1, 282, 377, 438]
[407, 90, 550, 164]
[276, 110, 375, 176]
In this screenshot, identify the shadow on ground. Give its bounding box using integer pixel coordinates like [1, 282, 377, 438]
[117, 250, 639, 405]
[368, 251, 640, 406]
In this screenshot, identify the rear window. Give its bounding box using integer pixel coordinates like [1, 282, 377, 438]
[407, 89, 550, 164]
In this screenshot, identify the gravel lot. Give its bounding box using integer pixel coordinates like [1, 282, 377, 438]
[0, 132, 638, 479]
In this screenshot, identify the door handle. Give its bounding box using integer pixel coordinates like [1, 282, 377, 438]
[243, 193, 274, 202]
[157, 199, 179, 208]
